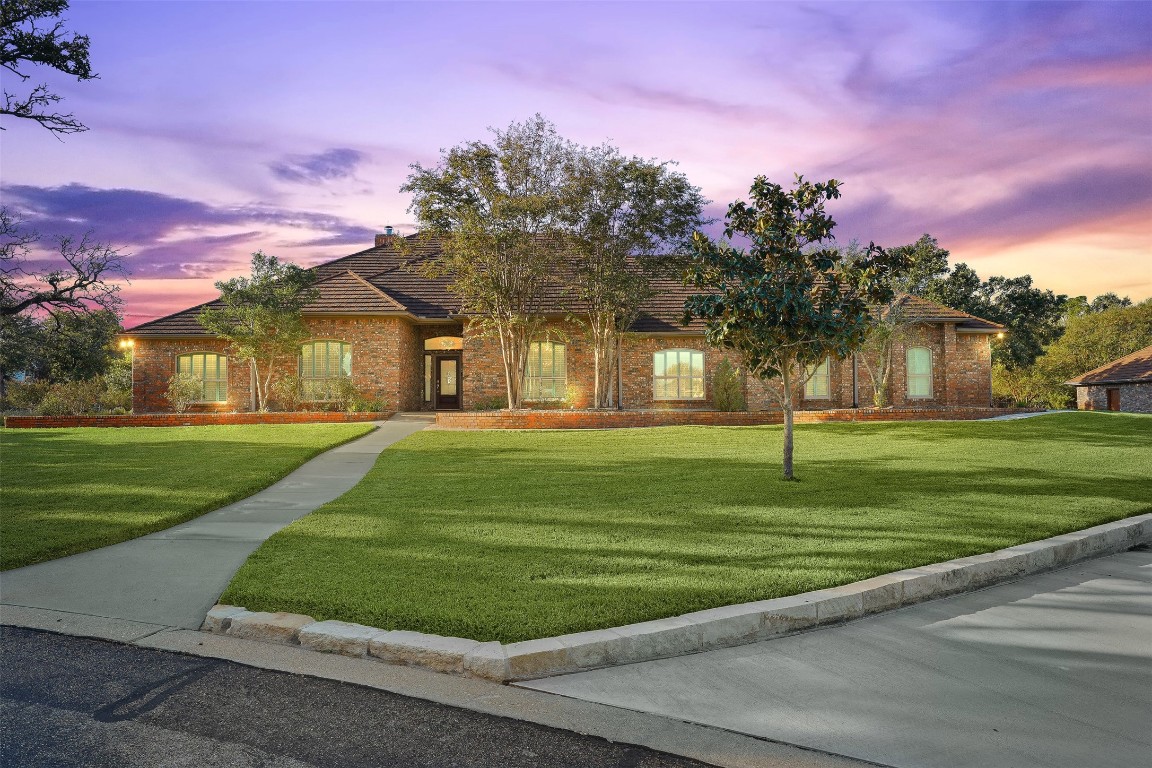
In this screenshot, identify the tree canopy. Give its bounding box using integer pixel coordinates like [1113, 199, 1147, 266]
[684, 174, 907, 480]
[559, 142, 707, 407]
[1, 0, 96, 135]
[198, 252, 318, 412]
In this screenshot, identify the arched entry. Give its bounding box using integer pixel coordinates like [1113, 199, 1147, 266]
[424, 336, 463, 410]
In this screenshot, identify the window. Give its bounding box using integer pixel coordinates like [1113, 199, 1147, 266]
[653, 349, 705, 400]
[907, 347, 933, 398]
[423, 355, 433, 402]
[300, 340, 351, 400]
[805, 357, 831, 399]
[176, 353, 228, 402]
[524, 342, 567, 400]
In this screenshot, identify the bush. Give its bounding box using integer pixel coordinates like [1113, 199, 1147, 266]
[271, 374, 307, 412]
[712, 358, 746, 411]
[35, 379, 107, 416]
[468, 394, 508, 411]
[166, 373, 205, 414]
[4, 380, 49, 412]
[992, 363, 1072, 410]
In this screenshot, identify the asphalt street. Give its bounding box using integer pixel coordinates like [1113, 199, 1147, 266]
[0, 626, 711, 768]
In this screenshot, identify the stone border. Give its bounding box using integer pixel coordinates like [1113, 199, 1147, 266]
[434, 406, 1040, 430]
[204, 512, 1150, 683]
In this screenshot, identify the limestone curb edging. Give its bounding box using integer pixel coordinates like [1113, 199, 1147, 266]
[203, 512, 1151, 683]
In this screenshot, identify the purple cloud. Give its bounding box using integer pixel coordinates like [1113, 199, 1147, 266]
[268, 148, 367, 184]
[4, 184, 376, 278]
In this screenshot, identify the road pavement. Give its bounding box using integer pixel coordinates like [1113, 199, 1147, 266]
[0, 625, 712, 768]
[521, 548, 1152, 768]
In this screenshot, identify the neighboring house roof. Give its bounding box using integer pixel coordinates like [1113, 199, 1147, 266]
[124, 237, 1004, 338]
[1065, 345, 1152, 386]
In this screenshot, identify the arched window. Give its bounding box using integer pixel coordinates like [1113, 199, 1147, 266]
[300, 340, 351, 400]
[653, 349, 705, 400]
[805, 357, 831, 399]
[524, 342, 567, 400]
[906, 347, 933, 398]
[176, 353, 228, 402]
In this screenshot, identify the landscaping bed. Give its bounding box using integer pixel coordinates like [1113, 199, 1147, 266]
[0, 423, 376, 569]
[221, 412, 1152, 643]
[435, 406, 1038, 430]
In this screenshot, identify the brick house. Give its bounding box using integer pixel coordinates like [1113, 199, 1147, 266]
[123, 234, 1006, 413]
[1067, 345, 1152, 414]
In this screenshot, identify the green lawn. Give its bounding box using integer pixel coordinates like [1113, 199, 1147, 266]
[0, 423, 375, 570]
[221, 413, 1152, 643]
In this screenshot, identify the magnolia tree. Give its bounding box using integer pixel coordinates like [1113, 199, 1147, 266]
[684, 175, 908, 480]
[403, 115, 568, 409]
[199, 252, 317, 412]
[560, 144, 707, 407]
[858, 296, 917, 407]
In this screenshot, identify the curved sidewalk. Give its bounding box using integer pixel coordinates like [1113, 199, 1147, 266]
[0, 414, 430, 632]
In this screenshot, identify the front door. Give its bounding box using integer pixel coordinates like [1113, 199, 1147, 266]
[434, 354, 462, 410]
[1106, 387, 1121, 411]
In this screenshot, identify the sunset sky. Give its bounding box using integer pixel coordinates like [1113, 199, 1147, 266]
[4, 0, 1150, 327]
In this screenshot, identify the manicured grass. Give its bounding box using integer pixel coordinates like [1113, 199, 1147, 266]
[222, 413, 1152, 643]
[0, 423, 375, 570]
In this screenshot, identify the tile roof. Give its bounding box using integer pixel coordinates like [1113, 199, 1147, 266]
[1066, 345, 1152, 386]
[305, 271, 407, 313]
[124, 239, 1004, 338]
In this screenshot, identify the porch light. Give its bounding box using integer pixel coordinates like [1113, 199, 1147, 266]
[119, 339, 135, 349]
[996, 332, 1005, 339]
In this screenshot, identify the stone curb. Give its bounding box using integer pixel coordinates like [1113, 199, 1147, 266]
[203, 512, 1151, 683]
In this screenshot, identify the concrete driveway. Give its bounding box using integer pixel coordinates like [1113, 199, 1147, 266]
[0, 415, 429, 631]
[520, 549, 1152, 768]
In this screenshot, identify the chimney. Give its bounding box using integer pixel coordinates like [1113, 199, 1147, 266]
[374, 226, 397, 247]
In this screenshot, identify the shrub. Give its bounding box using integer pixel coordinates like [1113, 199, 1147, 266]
[271, 374, 306, 412]
[468, 394, 508, 411]
[35, 379, 106, 416]
[712, 358, 746, 411]
[166, 373, 205, 414]
[4, 380, 49, 412]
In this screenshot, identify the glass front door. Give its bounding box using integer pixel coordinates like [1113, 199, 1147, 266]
[434, 354, 461, 410]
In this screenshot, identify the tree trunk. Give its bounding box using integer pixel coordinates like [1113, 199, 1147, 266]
[780, 362, 796, 480]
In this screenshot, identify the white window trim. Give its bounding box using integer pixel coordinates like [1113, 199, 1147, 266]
[906, 346, 934, 399]
[524, 341, 567, 401]
[300, 340, 352, 401]
[804, 357, 832, 399]
[175, 352, 228, 403]
[653, 348, 706, 400]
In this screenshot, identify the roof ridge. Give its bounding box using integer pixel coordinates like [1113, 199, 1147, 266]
[345, 270, 408, 311]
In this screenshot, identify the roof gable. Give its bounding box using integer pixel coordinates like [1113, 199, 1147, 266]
[1067, 345, 1152, 385]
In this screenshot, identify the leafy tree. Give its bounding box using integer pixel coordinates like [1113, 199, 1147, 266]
[857, 296, 917, 407]
[402, 115, 568, 409]
[198, 252, 318, 412]
[27, 308, 121, 381]
[1, 0, 96, 135]
[560, 143, 707, 407]
[711, 358, 745, 412]
[921, 264, 1066, 369]
[1064, 292, 1132, 321]
[1036, 299, 1152, 385]
[684, 175, 906, 480]
[884, 234, 950, 296]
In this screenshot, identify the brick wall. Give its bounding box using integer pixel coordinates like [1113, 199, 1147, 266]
[130, 318, 996, 414]
[130, 317, 447, 413]
[1077, 382, 1152, 413]
[4, 412, 392, 429]
[434, 406, 1038, 430]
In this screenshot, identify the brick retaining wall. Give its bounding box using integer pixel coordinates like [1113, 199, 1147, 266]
[3, 412, 393, 429]
[435, 406, 1040, 430]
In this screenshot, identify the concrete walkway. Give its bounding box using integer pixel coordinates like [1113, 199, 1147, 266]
[0, 414, 430, 631]
[520, 549, 1152, 768]
[981, 409, 1075, 420]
